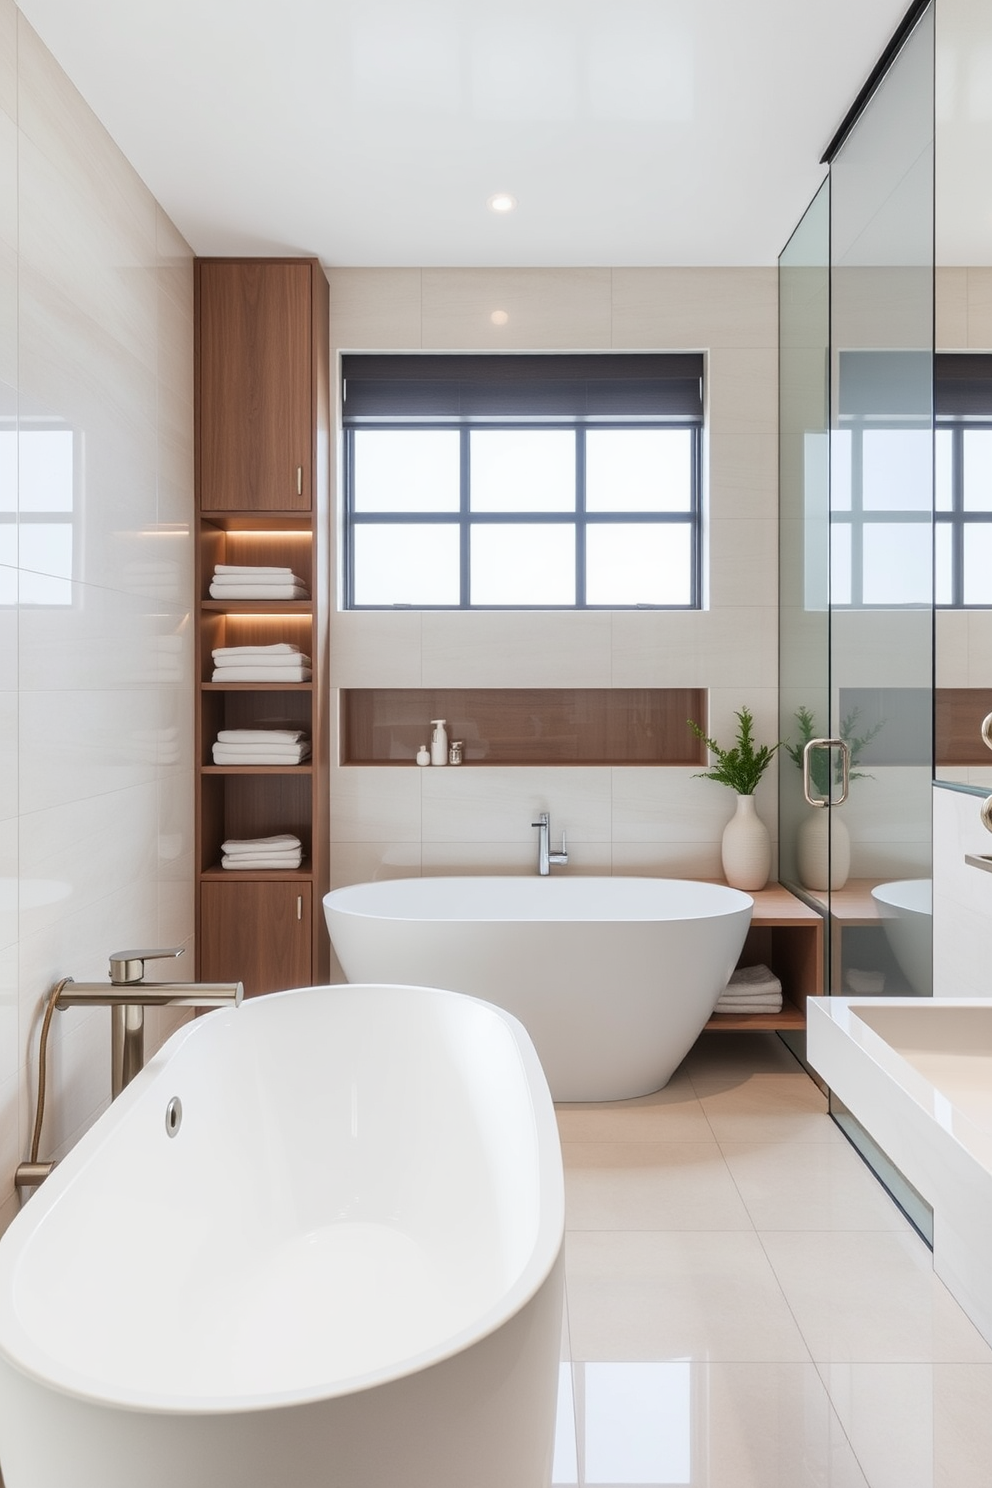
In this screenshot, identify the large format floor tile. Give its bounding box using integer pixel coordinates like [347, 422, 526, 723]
[555, 1069, 715, 1144]
[719, 1134, 912, 1232]
[817, 1362, 992, 1488]
[562, 1141, 752, 1231]
[565, 1229, 811, 1362]
[553, 1360, 869, 1487]
[759, 1231, 992, 1364]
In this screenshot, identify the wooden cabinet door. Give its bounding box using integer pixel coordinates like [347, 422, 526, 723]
[198, 261, 312, 513]
[200, 881, 313, 996]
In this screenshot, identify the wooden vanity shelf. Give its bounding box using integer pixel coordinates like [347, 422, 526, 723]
[340, 688, 707, 767]
[704, 884, 824, 1031]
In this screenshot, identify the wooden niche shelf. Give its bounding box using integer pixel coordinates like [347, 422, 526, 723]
[340, 688, 707, 768]
[704, 885, 824, 1031]
[935, 688, 992, 767]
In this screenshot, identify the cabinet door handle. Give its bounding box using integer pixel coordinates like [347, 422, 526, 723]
[297, 895, 303, 921]
[296, 465, 303, 496]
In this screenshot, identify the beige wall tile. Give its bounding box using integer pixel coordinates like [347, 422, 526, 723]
[967, 268, 992, 349]
[421, 765, 612, 843]
[611, 766, 730, 843]
[968, 612, 992, 687]
[328, 267, 423, 350]
[611, 267, 777, 350]
[611, 841, 724, 878]
[329, 764, 422, 841]
[611, 608, 778, 690]
[328, 840, 422, 888]
[708, 432, 778, 520]
[935, 267, 968, 350]
[421, 267, 612, 349]
[421, 609, 612, 687]
[331, 610, 423, 688]
[708, 347, 778, 435]
[935, 609, 969, 687]
[709, 518, 778, 608]
[421, 840, 613, 875]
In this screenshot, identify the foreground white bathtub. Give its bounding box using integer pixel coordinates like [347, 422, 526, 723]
[0, 985, 565, 1488]
[808, 998, 992, 1348]
[324, 877, 753, 1101]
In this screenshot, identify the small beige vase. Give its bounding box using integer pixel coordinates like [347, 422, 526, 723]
[797, 806, 851, 891]
[721, 793, 771, 891]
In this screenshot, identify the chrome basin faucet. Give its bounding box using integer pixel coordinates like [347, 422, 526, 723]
[532, 811, 568, 875]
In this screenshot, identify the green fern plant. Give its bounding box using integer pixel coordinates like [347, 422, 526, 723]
[687, 707, 780, 796]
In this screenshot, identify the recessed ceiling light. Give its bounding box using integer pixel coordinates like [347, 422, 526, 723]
[487, 193, 517, 213]
[491, 310, 509, 326]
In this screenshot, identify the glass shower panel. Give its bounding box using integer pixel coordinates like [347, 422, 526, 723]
[779, 181, 831, 908]
[829, 4, 934, 998]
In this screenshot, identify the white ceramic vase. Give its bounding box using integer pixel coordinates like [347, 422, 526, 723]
[721, 793, 771, 892]
[796, 806, 850, 891]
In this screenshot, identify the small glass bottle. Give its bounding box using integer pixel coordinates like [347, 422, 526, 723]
[449, 740, 463, 765]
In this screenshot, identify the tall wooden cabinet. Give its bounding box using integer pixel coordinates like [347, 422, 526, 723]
[194, 258, 330, 996]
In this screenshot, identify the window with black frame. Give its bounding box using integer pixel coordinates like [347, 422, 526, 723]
[341, 354, 703, 609]
[935, 354, 992, 607]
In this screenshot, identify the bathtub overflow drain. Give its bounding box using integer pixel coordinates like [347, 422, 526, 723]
[165, 1096, 183, 1138]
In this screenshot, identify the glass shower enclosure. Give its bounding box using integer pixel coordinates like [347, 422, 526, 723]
[778, 0, 934, 1228]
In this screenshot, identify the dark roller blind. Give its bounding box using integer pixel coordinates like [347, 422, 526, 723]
[341, 353, 704, 423]
[935, 353, 992, 418]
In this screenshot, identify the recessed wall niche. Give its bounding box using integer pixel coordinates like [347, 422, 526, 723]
[340, 688, 707, 767]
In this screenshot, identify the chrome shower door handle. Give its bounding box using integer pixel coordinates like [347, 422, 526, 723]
[802, 737, 851, 808]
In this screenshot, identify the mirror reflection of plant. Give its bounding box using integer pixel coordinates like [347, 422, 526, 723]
[687, 707, 780, 796]
[785, 705, 884, 798]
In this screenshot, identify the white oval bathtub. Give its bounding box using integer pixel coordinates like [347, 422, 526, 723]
[871, 877, 933, 996]
[324, 877, 753, 1101]
[0, 985, 564, 1488]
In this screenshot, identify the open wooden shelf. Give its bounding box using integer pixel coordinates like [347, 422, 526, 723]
[703, 882, 824, 1031]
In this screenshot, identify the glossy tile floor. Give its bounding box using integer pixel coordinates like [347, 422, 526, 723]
[551, 1031, 992, 1488]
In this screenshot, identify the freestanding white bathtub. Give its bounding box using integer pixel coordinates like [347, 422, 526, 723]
[0, 984, 565, 1488]
[323, 877, 754, 1101]
[808, 997, 992, 1349]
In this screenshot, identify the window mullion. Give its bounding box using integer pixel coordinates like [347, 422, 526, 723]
[460, 427, 471, 607]
[575, 427, 586, 607]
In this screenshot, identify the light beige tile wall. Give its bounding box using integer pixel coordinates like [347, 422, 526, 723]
[0, 4, 195, 1233]
[327, 267, 779, 926]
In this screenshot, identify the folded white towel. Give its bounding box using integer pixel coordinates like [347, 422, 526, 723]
[212, 748, 311, 765]
[717, 985, 783, 1000]
[211, 570, 305, 584]
[213, 737, 310, 753]
[222, 853, 304, 870]
[213, 653, 311, 669]
[716, 993, 785, 1005]
[212, 643, 302, 659]
[221, 833, 301, 853]
[209, 583, 309, 600]
[713, 998, 783, 1015]
[725, 964, 783, 993]
[212, 665, 312, 682]
[216, 728, 309, 744]
[214, 565, 296, 577]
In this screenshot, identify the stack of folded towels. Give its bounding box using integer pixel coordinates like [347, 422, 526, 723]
[221, 834, 303, 870]
[212, 728, 311, 766]
[211, 643, 312, 682]
[210, 564, 309, 600]
[713, 962, 783, 1015]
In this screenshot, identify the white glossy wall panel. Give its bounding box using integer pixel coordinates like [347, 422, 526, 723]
[933, 784, 992, 999]
[1, 11, 194, 1232]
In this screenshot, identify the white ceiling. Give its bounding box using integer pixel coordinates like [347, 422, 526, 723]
[18, 0, 913, 267]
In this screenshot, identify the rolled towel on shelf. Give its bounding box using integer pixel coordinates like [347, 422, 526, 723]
[211, 665, 312, 682]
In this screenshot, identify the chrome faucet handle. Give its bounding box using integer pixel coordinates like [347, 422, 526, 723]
[109, 947, 185, 985]
[531, 812, 550, 827]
